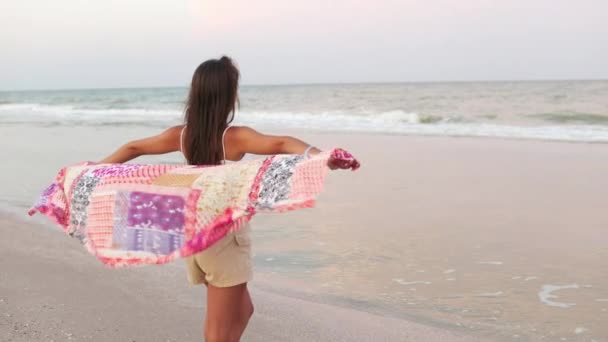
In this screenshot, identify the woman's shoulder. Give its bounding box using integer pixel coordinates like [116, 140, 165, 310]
[225, 125, 256, 139]
[223, 125, 260, 151]
[164, 124, 186, 134]
[164, 125, 186, 140]
[162, 125, 186, 149]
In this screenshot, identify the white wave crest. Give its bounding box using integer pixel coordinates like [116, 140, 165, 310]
[2, 104, 608, 143]
[0, 103, 182, 121]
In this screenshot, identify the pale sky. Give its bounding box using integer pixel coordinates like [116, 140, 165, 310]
[1, 0, 607, 90]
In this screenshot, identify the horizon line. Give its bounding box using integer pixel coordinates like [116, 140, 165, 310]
[1, 78, 607, 93]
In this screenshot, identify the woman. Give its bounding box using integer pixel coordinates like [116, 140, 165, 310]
[99, 56, 358, 342]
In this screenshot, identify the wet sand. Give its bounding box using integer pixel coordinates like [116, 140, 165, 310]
[255, 132, 608, 341]
[0, 214, 476, 342]
[1, 124, 607, 341]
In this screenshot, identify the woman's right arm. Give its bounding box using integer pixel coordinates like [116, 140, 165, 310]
[230, 126, 359, 170]
[231, 126, 321, 156]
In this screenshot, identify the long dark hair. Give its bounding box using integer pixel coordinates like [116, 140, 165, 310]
[183, 56, 240, 165]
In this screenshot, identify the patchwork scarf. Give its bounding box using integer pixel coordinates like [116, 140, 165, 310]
[28, 149, 358, 267]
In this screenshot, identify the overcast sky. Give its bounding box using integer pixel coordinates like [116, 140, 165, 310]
[1, 0, 607, 90]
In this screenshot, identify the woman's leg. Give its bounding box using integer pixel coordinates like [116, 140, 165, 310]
[205, 282, 254, 342]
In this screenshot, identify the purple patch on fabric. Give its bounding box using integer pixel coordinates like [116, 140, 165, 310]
[92, 165, 140, 178]
[122, 229, 183, 255]
[33, 183, 58, 208]
[113, 191, 186, 254]
[42, 183, 59, 197]
[127, 192, 186, 231]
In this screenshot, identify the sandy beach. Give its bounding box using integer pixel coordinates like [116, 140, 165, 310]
[0, 213, 475, 342]
[1, 125, 607, 341]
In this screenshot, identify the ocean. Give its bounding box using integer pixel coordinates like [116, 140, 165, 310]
[1, 80, 608, 142]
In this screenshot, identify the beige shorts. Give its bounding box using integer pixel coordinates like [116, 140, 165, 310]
[184, 224, 253, 287]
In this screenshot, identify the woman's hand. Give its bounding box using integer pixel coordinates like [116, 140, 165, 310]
[327, 148, 360, 171]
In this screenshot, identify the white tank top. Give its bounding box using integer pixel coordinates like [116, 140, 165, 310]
[180, 125, 232, 165]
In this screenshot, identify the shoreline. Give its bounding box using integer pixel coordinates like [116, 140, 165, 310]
[0, 211, 479, 342]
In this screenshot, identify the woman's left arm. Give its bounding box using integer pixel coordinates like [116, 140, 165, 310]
[99, 126, 182, 164]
